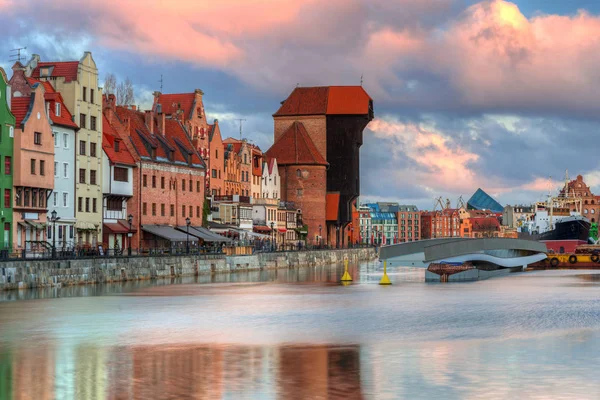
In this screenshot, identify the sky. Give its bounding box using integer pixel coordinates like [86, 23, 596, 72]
[1, 0, 600, 211]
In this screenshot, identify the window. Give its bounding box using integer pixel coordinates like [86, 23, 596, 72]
[31, 159, 36, 175]
[114, 167, 128, 182]
[54, 162, 58, 177]
[142, 202, 147, 215]
[78, 197, 83, 212]
[63, 163, 68, 178]
[4, 156, 10, 175]
[161, 203, 165, 216]
[91, 116, 97, 131]
[189, 180, 192, 192]
[143, 174, 147, 187]
[85, 198, 90, 212]
[63, 133, 68, 148]
[80, 140, 86, 155]
[170, 204, 175, 217]
[90, 170, 96, 185]
[53, 192, 58, 207]
[40, 160, 45, 176]
[82, 87, 87, 102]
[114, 140, 120, 152]
[90, 89, 95, 104]
[197, 181, 200, 192]
[196, 206, 200, 218]
[24, 189, 29, 207]
[182, 205, 185, 217]
[212, 169, 217, 178]
[55, 103, 61, 116]
[216, 149, 218, 159]
[182, 179, 186, 192]
[4, 189, 10, 208]
[152, 203, 156, 216]
[90, 142, 97, 157]
[296, 169, 301, 177]
[189, 205, 192, 217]
[161, 176, 165, 189]
[107, 198, 121, 211]
[296, 189, 303, 197]
[54, 132, 59, 147]
[79, 168, 86, 183]
[63, 192, 68, 207]
[152, 176, 156, 188]
[34, 132, 42, 145]
[244, 154, 247, 164]
[80, 114, 86, 129]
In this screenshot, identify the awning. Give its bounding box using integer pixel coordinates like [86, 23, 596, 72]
[191, 226, 232, 242]
[141, 225, 199, 242]
[253, 225, 272, 233]
[76, 221, 98, 230]
[26, 221, 45, 230]
[278, 228, 287, 233]
[104, 222, 130, 234]
[175, 225, 229, 243]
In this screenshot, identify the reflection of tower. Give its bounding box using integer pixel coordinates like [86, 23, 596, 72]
[74, 345, 106, 400]
[278, 345, 364, 399]
[13, 345, 55, 400]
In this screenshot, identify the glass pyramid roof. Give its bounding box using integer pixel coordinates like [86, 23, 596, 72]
[467, 188, 503, 213]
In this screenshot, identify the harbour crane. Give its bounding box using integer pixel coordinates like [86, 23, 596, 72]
[456, 196, 466, 209]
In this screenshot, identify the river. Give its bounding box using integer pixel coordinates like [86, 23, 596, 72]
[1, 261, 599, 399]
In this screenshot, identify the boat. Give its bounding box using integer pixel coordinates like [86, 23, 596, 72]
[521, 215, 590, 242]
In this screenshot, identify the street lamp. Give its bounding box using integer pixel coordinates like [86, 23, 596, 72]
[350, 226, 354, 247]
[270, 221, 275, 251]
[335, 224, 340, 249]
[50, 210, 60, 259]
[127, 213, 133, 256]
[186, 217, 191, 254]
[318, 224, 322, 248]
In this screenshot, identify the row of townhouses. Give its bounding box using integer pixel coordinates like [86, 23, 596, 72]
[0, 51, 307, 255]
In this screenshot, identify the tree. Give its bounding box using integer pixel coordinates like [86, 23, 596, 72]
[202, 197, 211, 227]
[104, 73, 135, 106]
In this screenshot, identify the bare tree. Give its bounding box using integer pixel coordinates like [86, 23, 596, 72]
[105, 73, 135, 106]
[104, 73, 116, 95]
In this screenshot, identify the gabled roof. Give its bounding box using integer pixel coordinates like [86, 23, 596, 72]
[11, 97, 32, 126]
[273, 86, 372, 117]
[102, 114, 136, 166]
[154, 93, 195, 118]
[264, 121, 328, 166]
[27, 78, 78, 130]
[31, 61, 79, 83]
[263, 157, 277, 175]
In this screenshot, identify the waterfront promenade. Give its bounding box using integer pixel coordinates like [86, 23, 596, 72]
[0, 247, 377, 291]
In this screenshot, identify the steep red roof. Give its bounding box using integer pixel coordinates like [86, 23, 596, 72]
[102, 114, 136, 166]
[27, 78, 79, 130]
[12, 97, 32, 126]
[264, 121, 328, 166]
[31, 61, 79, 83]
[155, 93, 195, 118]
[273, 86, 372, 116]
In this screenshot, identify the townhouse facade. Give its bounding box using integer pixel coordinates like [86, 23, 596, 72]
[27, 52, 104, 246]
[207, 120, 224, 196]
[0, 68, 15, 251]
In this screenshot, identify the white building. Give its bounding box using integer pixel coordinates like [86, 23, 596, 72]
[262, 158, 280, 200]
[101, 114, 136, 250]
[46, 84, 79, 249]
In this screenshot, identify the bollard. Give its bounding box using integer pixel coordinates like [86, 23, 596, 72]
[379, 260, 392, 285]
[341, 259, 353, 282]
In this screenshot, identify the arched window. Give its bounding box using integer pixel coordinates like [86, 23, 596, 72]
[592, 209, 596, 214]
[585, 200, 589, 205]
[296, 169, 301, 177]
[584, 209, 589, 214]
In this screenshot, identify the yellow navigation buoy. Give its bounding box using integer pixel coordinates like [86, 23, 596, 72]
[341, 259, 353, 282]
[379, 260, 392, 285]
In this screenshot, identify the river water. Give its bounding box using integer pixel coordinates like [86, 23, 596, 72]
[1, 261, 600, 399]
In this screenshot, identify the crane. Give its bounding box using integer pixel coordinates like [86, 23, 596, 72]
[457, 196, 466, 209]
[433, 197, 445, 211]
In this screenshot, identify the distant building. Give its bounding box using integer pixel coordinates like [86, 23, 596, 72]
[397, 205, 421, 242]
[421, 208, 460, 239]
[207, 120, 224, 196]
[0, 67, 15, 251]
[503, 205, 534, 229]
[467, 188, 504, 213]
[561, 174, 599, 222]
[261, 157, 280, 200]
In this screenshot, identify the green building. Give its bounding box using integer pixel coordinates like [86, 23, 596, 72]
[0, 68, 15, 252]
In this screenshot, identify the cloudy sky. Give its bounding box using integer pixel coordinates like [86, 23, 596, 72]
[2, 0, 600, 210]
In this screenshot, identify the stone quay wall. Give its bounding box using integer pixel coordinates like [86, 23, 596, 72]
[0, 248, 377, 291]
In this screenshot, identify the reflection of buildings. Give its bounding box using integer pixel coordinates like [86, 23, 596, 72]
[13, 345, 55, 400]
[278, 345, 364, 399]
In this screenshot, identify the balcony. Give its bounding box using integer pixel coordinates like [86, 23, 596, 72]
[213, 195, 252, 204]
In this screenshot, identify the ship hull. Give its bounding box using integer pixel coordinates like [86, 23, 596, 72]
[519, 218, 591, 242]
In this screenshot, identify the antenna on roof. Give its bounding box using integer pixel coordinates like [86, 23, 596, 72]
[9, 47, 27, 63]
[159, 74, 163, 92]
[360, 73, 363, 86]
[235, 118, 246, 140]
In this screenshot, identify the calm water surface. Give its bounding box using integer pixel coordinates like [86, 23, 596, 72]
[1, 261, 600, 399]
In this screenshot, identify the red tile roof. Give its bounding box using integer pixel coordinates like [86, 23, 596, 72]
[155, 93, 196, 118]
[11, 97, 32, 126]
[31, 61, 79, 83]
[326, 193, 340, 221]
[264, 121, 328, 166]
[102, 114, 136, 166]
[273, 86, 372, 116]
[27, 78, 79, 130]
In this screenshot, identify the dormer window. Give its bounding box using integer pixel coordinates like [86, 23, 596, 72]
[55, 103, 61, 116]
[114, 140, 120, 152]
[151, 148, 156, 159]
[40, 67, 51, 77]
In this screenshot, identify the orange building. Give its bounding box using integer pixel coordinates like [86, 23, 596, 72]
[420, 208, 460, 239]
[207, 120, 224, 196]
[268, 86, 373, 246]
[11, 83, 54, 250]
[223, 138, 252, 197]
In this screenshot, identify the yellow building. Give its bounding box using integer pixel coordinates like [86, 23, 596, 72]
[26, 52, 103, 245]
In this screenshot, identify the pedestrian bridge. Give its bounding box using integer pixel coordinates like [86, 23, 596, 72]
[379, 238, 548, 269]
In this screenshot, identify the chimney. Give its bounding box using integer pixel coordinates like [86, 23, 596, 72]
[159, 112, 166, 136]
[214, 119, 218, 126]
[131, 105, 136, 111]
[145, 110, 154, 134]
